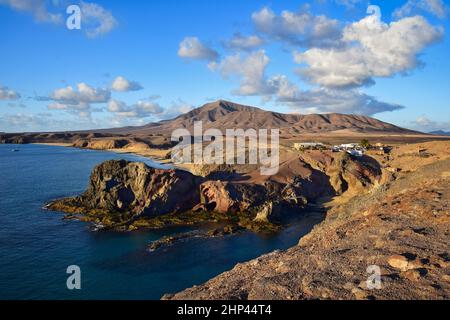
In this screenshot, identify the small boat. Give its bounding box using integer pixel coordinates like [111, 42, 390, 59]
[11, 149, 20, 152]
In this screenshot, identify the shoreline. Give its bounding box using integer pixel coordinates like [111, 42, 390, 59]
[31, 141, 175, 164]
[32, 142, 74, 147]
[30, 142, 196, 172]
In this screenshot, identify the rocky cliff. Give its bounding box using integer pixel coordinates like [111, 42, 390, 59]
[47, 148, 382, 232]
[47, 160, 202, 229]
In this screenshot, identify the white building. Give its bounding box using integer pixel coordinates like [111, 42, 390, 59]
[340, 143, 359, 150]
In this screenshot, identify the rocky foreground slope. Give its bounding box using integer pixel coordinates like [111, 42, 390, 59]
[164, 142, 450, 300]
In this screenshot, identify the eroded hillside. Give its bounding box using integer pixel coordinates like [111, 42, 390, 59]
[164, 141, 450, 300]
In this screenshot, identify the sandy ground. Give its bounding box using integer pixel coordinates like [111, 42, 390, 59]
[32, 142, 73, 147]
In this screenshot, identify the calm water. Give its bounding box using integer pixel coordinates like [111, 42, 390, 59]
[0, 144, 322, 300]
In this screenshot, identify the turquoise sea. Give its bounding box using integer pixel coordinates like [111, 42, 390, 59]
[0, 144, 322, 299]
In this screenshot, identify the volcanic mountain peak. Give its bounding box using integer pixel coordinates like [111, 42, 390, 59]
[175, 100, 263, 121]
[111, 100, 419, 136]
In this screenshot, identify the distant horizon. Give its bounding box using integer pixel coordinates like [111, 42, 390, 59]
[0, 99, 434, 135]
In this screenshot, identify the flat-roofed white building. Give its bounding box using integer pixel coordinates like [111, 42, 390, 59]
[340, 143, 359, 150]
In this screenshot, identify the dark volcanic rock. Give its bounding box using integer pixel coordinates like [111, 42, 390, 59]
[48, 160, 202, 223]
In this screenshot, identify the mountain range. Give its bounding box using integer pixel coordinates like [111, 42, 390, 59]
[108, 100, 419, 137]
[430, 130, 450, 136]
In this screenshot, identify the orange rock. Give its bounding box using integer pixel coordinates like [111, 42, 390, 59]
[387, 255, 409, 271]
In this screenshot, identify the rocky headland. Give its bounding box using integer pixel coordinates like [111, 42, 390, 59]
[46, 144, 382, 233]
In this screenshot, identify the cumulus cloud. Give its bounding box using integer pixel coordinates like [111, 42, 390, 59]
[178, 37, 219, 61]
[47, 102, 91, 118]
[210, 50, 308, 100]
[159, 99, 194, 120]
[334, 0, 366, 8]
[224, 33, 265, 51]
[209, 49, 404, 115]
[43, 82, 110, 118]
[50, 83, 110, 104]
[0, 0, 62, 24]
[111, 76, 143, 92]
[0, 85, 20, 100]
[251, 6, 341, 47]
[294, 10, 443, 88]
[281, 88, 405, 115]
[412, 116, 450, 132]
[80, 1, 118, 38]
[178, 4, 442, 117]
[394, 0, 448, 19]
[0, 1, 117, 37]
[107, 98, 164, 118]
[213, 50, 275, 96]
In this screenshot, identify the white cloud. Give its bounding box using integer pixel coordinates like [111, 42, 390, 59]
[294, 11, 443, 88]
[106, 98, 193, 126]
[208, 49, 404, 115]
[159, 99, 194, 119]
[334, 0, 366, 8]
[281, 88, 404, 115]
[45, 82, 110, 118]
[0, 85, 20, 100]
[107, 98, 164, 118]
[80, 1, 118, 38]
[251, 6, 341, 47]
[111, 76, 143, 92]
[208, 51, 283, 98]
[178, 37, 219, 61]
[213, 50, 275, 96]
[412, 116, 450, 132]
[0, 1, 117, 37]
[0, 0, 62, 24]
[394, 0, 448, 19]
[224, 33, 265, 51]
[50, 83, 110, 104]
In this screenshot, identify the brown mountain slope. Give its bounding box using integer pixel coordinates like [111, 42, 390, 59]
[107, 100, 419, 136]
[1, 100, 432, 148]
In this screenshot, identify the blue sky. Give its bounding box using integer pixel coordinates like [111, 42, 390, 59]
[0, 0, 449, 132]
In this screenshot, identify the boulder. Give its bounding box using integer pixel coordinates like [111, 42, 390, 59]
[49, 160, 202, 222]
[387, 255, 410, 271]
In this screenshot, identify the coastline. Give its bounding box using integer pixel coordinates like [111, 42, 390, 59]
[32, 142, 73, 147]
[31, 142, 195, 172]
[32, 141, 171, 161]
[14, 140, 450, 299]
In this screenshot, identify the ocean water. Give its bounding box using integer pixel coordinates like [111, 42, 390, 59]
[0, 144, 322, 300]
